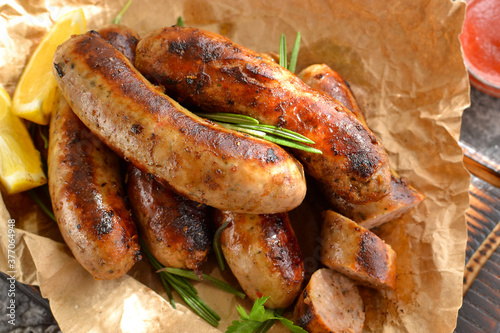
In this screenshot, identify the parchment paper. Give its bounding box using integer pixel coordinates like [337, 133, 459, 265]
[0, 0, 471, 332]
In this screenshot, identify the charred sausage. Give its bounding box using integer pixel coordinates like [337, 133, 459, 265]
[300, 64, 424, 228]
[127, 165, 211, 271]
[134, 26, 392, 204]
[48, 91, 140, 280]
[52, 31, 306, 214]
[214, 211, 304, 308]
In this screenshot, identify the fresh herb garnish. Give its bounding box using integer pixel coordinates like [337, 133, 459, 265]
[213, 221, 230, 271]
[140, 238, 250, 327]
[158, 267, 246, 299]
[28, 186, 56, 222]
[176, 16, 184, 27]
[279, 32, 301, 74]
[196, 113, 322, 154]
[226, 296, 307, 333]
[112, 0, 133, 24]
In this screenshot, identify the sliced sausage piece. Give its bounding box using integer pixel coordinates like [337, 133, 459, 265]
[214, 211, 304, 308]
[52, 31, 306, 214]
[320, 210, 397, 290]
[126, 164, 211, 271]
[48, 91, 140, 280]
[135, 26, 392, 204]
[293, 268, 365, 333]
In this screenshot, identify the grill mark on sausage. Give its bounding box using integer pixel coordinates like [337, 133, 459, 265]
[356, 231, 390, 281]
[260, 213, 304, 285]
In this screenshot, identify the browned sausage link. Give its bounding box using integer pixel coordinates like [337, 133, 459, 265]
[298, 64, 367, 126]
[293, 268, 365, 333]
[127, 164, 211, 271]
[300, 64, 425, 228]
[214, 211, 304, 308]
[48, 91, 140, 280]
[52, 32, 306, 214]
[134, 26, 392, 204]
[97, 24, 139, 64]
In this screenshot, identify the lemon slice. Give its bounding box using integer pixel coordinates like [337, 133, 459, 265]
[12, 9, 86, 125]
[0, 86, 47, 194]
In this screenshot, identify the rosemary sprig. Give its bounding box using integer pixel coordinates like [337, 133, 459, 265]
[176, 16, 184, 27]
[159, 267, 246, 299]
[27, 188, 56, 222]
[196, 112, 322, 154]
[140, 238, 225, 327]
[213, 221, 229, 271]
[279, 32, 301, 73]
[288, 32, 301, 74]
[112, 0, 134, 24]
[279, 34, 287, 69]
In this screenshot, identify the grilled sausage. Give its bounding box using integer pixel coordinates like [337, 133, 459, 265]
[98, 24, 139, 64]
[52, 31, 306, 214]
[298, 63, 367, 126]
[320, 210, 397, 290]
[48, 91, 140, 280]
[300, 64, 424, 228]
[134, 26, 392, 204]
[127, 165, 211, 271]
[293, 268, 365, 333]
[214, 211, 304, 308]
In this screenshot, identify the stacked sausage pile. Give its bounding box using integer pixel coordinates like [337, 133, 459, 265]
[49, 24, 424, 332]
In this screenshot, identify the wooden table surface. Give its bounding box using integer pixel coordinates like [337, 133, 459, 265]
[455, 86, 500, 333]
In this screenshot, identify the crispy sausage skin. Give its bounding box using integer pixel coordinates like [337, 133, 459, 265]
[127, 165, 211, 271]
[98, 24, 139, 64]
[135, 26, 392, 204]
[320, 210, 397, 290]
[293, 268, 365, 333]
[52, 32, 306, 214]
[214, 211, 304, 308]
[298, 64, 367, 126]
[48, 91, 140, 280]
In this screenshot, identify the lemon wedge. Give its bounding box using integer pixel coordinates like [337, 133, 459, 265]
[12, 9, 86, 125]
[0, 86, 47, 194]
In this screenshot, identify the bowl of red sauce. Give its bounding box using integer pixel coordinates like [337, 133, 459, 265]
[460, 0, 500, 97]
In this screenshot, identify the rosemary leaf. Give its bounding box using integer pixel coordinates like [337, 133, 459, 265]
[279, 34, 287, 68]
[288, 32, 301, 74]
[164, 274, 220, 327]
[264, 135, 323, 154]
[112, 0, 133, 24]
[38, 125, 49, 149]
[196, 112, 259, 125]
[159, 274, 176, 308]
[213, 221, 229, 271]
[176, 16, 184, 27]
[216, 122, 267, 138]
[27, 190, 56, 222]
[140, 238, 221, 326]
[161, 267, 246, 299]
[238, 124, 314, 144]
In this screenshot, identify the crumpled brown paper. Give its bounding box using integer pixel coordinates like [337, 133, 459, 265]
[0, 0, 471, 332]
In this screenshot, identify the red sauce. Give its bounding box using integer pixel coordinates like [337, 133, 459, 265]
[460, 0, 500, 97]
